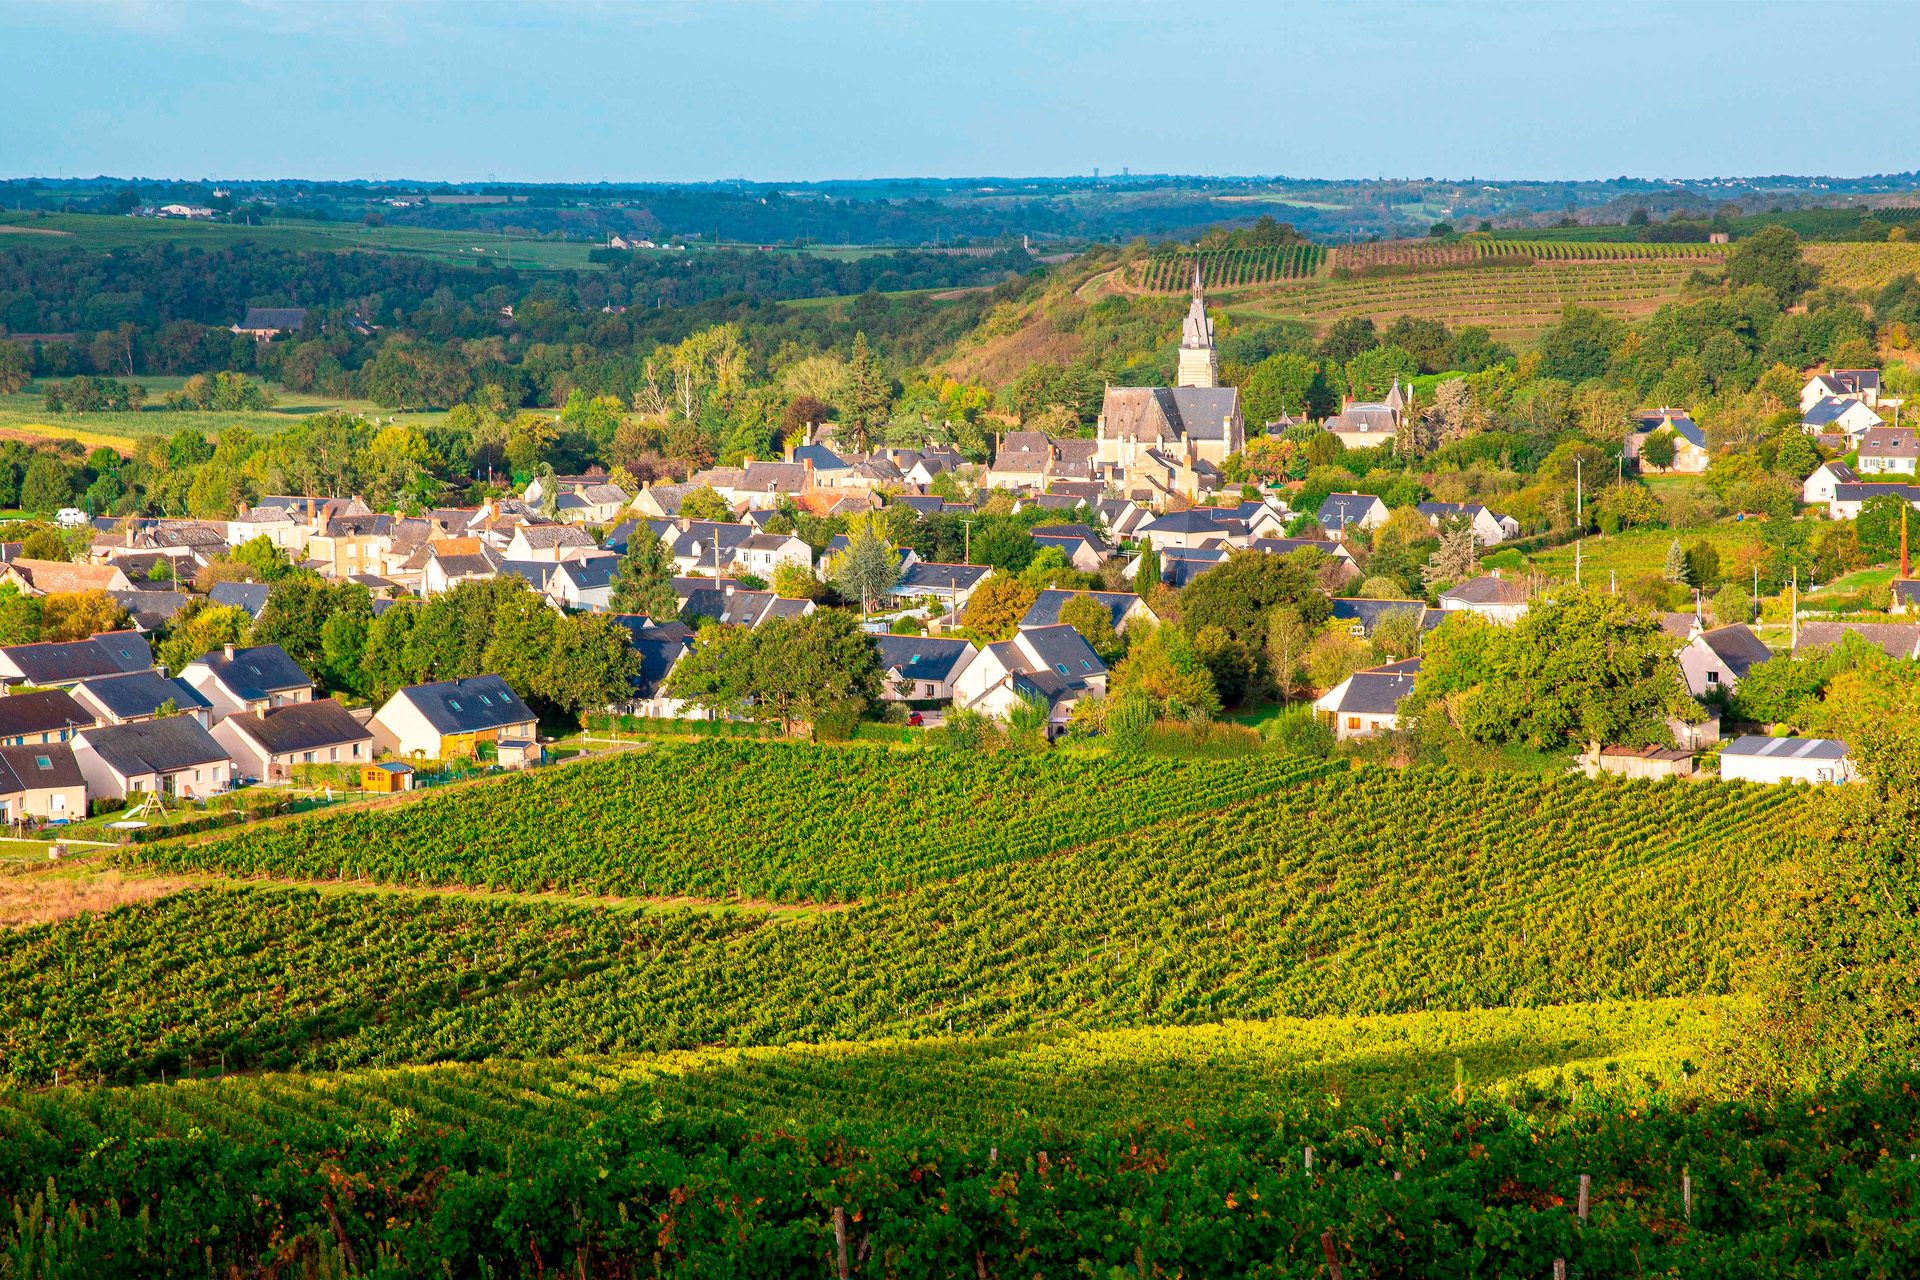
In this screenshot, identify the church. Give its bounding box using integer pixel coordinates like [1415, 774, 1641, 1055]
[1094, 266, 1245, 504]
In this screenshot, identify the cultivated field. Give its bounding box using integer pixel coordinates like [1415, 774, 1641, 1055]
[1523, 524, 1769, 585]
[1227, 259, 1705, 343]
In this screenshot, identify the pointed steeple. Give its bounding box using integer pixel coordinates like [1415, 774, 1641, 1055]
[1177, 261, 1217, 388]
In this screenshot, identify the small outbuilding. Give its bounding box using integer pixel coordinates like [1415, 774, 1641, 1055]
[1719, 735, 1857, 785]
[361, 761, 415, 793]
[1590, 744, 1695, 780]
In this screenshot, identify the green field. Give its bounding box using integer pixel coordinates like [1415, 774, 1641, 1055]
[0, 377, 446, 451]
[0, 743, 1872, 1274]
[1524, 524, 1768, 585]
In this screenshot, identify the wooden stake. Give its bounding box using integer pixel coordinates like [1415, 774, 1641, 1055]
[833, 1206, 849, 1280]
[1319, 1231, 1343, 1280]
[1553, 1260, 1567, 1280]
[1683, 1168, 1692, 1220]
[1578, 1174, 1591, 1222]
[1304, 1145, 1315, 1172]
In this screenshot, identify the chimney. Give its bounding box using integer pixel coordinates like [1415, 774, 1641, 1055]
[803, 458, 814, 490]
[222, 643, 236, 662]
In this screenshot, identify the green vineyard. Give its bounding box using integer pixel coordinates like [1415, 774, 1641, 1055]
[1478, 239, 1727, 262]
[131, 743, 1334, 902]
[6, 763, 1807, 1088]
[1127, 244, 1327, 291]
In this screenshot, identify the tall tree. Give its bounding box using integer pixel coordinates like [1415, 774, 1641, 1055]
[839, 333, 892, 455]
[829, 514, 902, 615]
[609, 523, 680, 620]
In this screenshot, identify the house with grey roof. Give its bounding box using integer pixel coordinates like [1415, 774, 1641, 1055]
[72, 716, 234, 800]
[949, 624, 1106, 733]
[548, 555, 622, 611]
[0, 689, 95, 746]
[0, 632, 151, 688]
[1416, 501, 1518, 546]
[1801, 395, 1882, 442]
[876, 634, 979, 702]
[505, 524, 597, 563]
[208, 581, 273, 620]
[1315, 493, 1390, 536]
[1313, 657, 1419, 741]
[1137, 509, 1232, 552]
[1323, 383, 1407, 450]
[1626, 407, 1710, 474]
[1826, 480, 1920, 521]
[1858, 426, 1920, 476]
[70, 670, 213, 729]
[609, 617, 703, 719]
[1019, 589, 1157, 635]
[0, 744, 86, 824]
[232, 307, 307, 340]
[1030, 524, 1108, 572]
[1439, 574, 1530, 624]
[1329, 598, 1428, 641]
[891, 562, 993, 611]
[211, 699, 374, 782]
[179, 644, 314, 722]
[1678, 624, 1774, 700]
[370, 675, 538, 761]
[1792, 621, 1920, 661]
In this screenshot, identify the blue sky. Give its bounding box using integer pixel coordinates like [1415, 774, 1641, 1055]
[3, 0, 1914, 183]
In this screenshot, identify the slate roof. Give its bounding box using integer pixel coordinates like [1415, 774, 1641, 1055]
[1630, 409, 1706, 449]
[1315, 493, 1386, 529]
[1013, 624, 1107, 684]
[555, 557, 619, 592]
[1, 632, 151, 685]
[891, 495, 946, 516]
[1832, 482, 1920, 503]
[1441, 576, 1529, 607]
[190, 644, 313, 701]
[222, 699, 373, 755]
[1860, 427, 1920, 459]
[1098, 387, 1242, 444]
[498, 560, 560, 591]
[1030, 523, 1109, 552]
[1329, 598, 1427, 637]
[790, 444, 849, 471]
[1324, 404, 1400, 434]
[1020, 589, 1141, 631]
[609, 617, 694, 697]
[876, 634, 976, 683]
[1834, 369, 1882, 396]
[0, 743, 84, 793]
[236, 307, 307, 332]
[1895, 579, 1920, 608]
[1694, 624, 1773, 680]
[111, 590, 192, 631]
[0, 689, 94, 740]
[78, 716, 229, 776]
[513, 524, 595, 551]
[71, 670, 211, 721]
[1792, 621, 1920, 660]
[389, 675, 535, 735]
[738, 461, 811, 493]
[895, 562, 991, 594]
[1722, 734, 1849, 761]
[1140, 510, 1225, 535]
[1803, 395, 1877, 428]
[1321, 659, 1420, 716]
[1252, 537, 1350, 561]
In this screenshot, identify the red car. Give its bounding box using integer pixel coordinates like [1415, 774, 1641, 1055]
[908, 712, 924, 727]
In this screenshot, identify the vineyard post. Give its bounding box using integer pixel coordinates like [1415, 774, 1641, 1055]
[1304, 1145, 1314, 1171]
[1577, 1174, 1590, 1222]
[1553, 1260, 1567, 1280]
[833, 1206, 849, 1280]
[1319, 1231, 1344, 1280]
[1683, 1167, 1691, 1220]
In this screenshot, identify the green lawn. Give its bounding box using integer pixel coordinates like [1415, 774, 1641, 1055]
[1805, 564, 1898, 599]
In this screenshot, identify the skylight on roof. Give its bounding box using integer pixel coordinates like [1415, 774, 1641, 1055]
[448, 699, 462, 711]
[33, 755, 50, 769]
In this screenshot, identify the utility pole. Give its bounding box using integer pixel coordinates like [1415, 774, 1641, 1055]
[1576, 458, 1583, 531]
[962, 518, 973, 565]
[1575, 539, 1581, 587]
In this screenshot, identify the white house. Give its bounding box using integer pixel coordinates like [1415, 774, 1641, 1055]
[505, 525, 598, 563]
[0, 744, 86, 824]
[949, 625, 1106, 732]
[1438, 575, 1530, 624]
[70, 670, 214, 729]
[611, 619, 707, 720]
[1313, 658, 1419, 741]
[1416, 501, 1516, 546]
[547, 555, 620, 611]
[1018, 589, 1159, 635]
[211, 699, 374, 783]
[370, 675, 539, 761]
[1625, 409, 1710, 475]
[1802, 395, 1882, 441]
[179, 644, 314, 722]
[730, 532, 813, 579]
[1858, 426, 1920, 476]
[1802, 460, 1858, 507]
[875, 634, 979, 702]
[1719, 735, 1858, 785]
[71, 716, 235, 800]
[1677, 624, 1773, 700]
[1315, 493, 1390, 536]
[1803, 370, 1881, 412]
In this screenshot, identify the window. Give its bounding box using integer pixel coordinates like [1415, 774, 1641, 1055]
[1346, 716, 1362, 730]
[448, 699, 463, 712]
[1054, 663, 1068, 675]
[33, 756, 49, 770]
[1707, 671, 1720, 685]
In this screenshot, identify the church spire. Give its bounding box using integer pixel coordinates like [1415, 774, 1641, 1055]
[1176, 259, 1218, 389]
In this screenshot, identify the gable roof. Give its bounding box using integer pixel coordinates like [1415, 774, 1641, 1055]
[8, 559, 129, 595]
[1320, 659, 1420, 716]
[1792, 621, 1920, 660]
[236, 307, 307, 331]
[0, 743, 84, 794]
[387, 675, 535, 736]
[1694, 624, 1773, 679]
[896, 562, 992, 593]
[1803, 395, 1878, 428]
[222, 699, 373, 755]
[876, 634, 976, 683]
[1315, 493, 1386, 527]
[208, 581, 273, 619]
[512, 524, 596, 550]
[1020, 589, 1143, 631]
[77, 716, 228, 776]
[0, 689, 93, 740]
[1860, 426, 1920, 458]
[188, 644, 313, 701]
[71, 670, 211, 721]
[609, 616, 694, 696]
[1629, 408, 1706, 449]
[1329, 598, 1427, 637]
[0, 632, 151, 685]
[1441, 575, 1529, 607]
[1100, 387, 1242, 444]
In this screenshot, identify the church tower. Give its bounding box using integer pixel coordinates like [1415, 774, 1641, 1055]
[1176, 262, 1218, 389]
